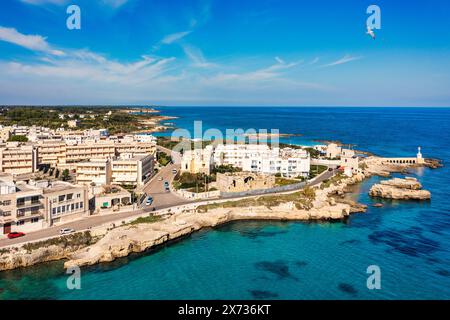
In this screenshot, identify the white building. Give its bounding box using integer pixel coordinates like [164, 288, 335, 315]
[181, 143, 311, 178]
[111, 153, 154, 187]
[339, 149, 359, 176]
[242, 147, 310, 178]
[326, 143, 342, 159]
[213, 144, 276, 168]
[76, 159, 112, 186]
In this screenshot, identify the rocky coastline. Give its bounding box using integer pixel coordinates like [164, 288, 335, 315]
[0, 156, 440, 271]
[369, 177, 431, 200]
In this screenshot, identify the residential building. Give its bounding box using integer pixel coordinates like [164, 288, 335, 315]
[213, 144, 275, 168]
[66, 142, 116, 163]
[67, 119, 80, 128]
[76, 159, 112, 186]
[326, 143, 342, 159]
[94, 185, 132, 212]
[111, 153, 154, 187]
[0, 143, 38, 175]
[42, 181, 89, 226]
[0, 174, 44, 234]
[36, 140, 67, 166]
[242, 147, 310, 178]
[0, 126, 11, 143]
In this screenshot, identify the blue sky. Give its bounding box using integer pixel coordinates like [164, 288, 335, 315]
[0, 0, 449, 106]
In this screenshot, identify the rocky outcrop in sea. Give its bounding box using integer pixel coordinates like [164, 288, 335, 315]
[369, 177, 431, 200]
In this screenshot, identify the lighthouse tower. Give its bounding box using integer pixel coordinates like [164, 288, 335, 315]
[416, 146, 424, 164]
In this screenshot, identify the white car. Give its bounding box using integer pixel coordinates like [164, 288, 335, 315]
[60, 228, 75, 235]
[158, 176, 163, 181]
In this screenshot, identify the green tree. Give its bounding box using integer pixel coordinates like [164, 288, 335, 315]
[8, 135, 28, 142]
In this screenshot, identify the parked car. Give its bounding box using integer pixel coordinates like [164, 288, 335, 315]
[7, 232, 25, 239]
[158, 176, 163, 181]
[146, 196, 153, 206]
[60, 228, 75, 235]
[164, 181, 169, 187]
[172, 169, 177, 174]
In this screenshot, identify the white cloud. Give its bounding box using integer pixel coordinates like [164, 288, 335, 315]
[321, 54, 361, 67]
[275, 56, 285, 64]
[182, 44, 215, 68]
[161, 31, 192, 44]
[0, 26, 64, 56]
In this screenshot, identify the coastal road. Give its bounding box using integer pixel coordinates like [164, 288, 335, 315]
[0, 164, 334, 248]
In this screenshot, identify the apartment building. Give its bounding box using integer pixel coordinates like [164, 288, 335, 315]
[66, 142, 116, 163]
[36, 140, 67, 166]
[111, 154, 154, 187]
[0, 175, 44, 234]
[242, 147, 310, 178]
[181, 143, 310, 178]
[37, 140, 155, 166]
[114, 142, 156, 156]
[0, 126, 11, 143]
[213, 144, 277, 168]
[42, 181, 89, 226]
[0, 143, 38, 175]
[76, 159, 112, 186]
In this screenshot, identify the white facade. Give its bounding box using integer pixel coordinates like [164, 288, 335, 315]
[181, 143, 311, 178]
[111, 153, 154, 186]
[242, 147, 310, 178]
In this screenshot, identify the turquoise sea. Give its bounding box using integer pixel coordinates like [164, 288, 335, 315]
[1, 107, 449, 300]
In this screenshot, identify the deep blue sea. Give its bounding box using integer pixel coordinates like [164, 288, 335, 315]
[1, 107, 449, 300]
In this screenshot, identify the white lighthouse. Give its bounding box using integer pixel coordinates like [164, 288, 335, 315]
[416, 146, 424, 164]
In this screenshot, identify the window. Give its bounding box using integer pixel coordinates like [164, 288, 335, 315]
[31, 196, 40, 204]
[62, 206, 66, 213]
[16, 220, 25, 226]
[75, 203, 79, 209]
[71, 204, 75, 211]
[31, 217, 39, 223]
[58, 195, 65, 202]
[80, 202, 83, 209]
[3, 200, 11, 206]
[67, 193, 73, 200]
[57, 207, 61, 213]
[52, 208, 56, 216]
[2, 211, 11, 217]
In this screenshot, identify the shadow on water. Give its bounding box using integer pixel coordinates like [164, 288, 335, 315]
[338, 283, 358, 296]
[254, 260, 299, 281]
[248, 290, 279, 299]
[368, 226, 441, 258]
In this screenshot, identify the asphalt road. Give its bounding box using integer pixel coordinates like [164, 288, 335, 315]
[0, 160, 334, 248]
